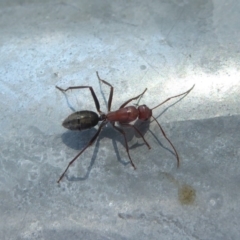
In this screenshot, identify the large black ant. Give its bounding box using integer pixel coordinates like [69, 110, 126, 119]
[56, 72, 194, 183]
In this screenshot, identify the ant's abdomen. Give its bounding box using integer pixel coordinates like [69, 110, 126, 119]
[107, 106, 139, 123]
[62, 111, 99, 131]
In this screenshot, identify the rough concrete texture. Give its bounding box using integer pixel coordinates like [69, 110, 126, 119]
[0, 0, 240, 239]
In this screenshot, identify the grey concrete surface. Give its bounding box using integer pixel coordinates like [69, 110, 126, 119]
[0, 0, 240, 239]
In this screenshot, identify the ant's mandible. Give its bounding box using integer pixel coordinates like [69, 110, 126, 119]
[56, 72, 194, 183]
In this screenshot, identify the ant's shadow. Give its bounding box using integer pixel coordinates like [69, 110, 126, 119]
[60, 119, 175, 182]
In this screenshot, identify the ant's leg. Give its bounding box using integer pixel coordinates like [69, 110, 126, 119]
[57, 120, 107, 183]
[56, 85, 102, 114]
[111, 123, 136, 169]
[120, 123, 151, 149]
[151, 115, 180, 168]
[96, 71, 113, 112]
[119, 88, 147, 109]
[151, 85, 195, 110]
[96, 71, 147, 110]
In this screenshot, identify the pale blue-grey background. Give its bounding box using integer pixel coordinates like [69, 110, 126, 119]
[0, 0, 240, 239]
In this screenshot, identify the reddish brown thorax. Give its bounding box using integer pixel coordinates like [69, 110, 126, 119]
[107, 106, 139, 123]
[138, 105, 152, 121]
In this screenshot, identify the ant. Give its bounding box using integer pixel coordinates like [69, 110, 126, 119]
[56, 72, 194, 183]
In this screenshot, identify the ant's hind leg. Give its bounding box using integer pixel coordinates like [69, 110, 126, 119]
[96, 71, 114, 112]
[55, 85, 102, 114]
[57, 120, 107, 183]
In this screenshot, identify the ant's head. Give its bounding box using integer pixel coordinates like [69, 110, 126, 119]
[138, 104, 152, 121]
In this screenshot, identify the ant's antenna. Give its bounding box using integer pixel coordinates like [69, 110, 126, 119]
[151, 85, 195, 111]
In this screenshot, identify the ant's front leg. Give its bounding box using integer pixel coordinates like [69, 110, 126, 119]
[120, 123, 151, 150]
[120, 88, 147, 109]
